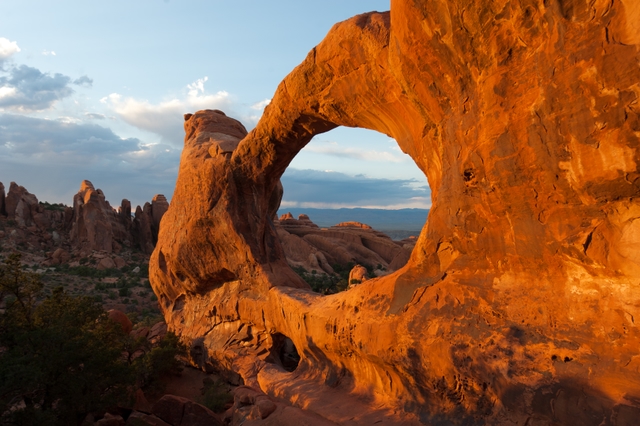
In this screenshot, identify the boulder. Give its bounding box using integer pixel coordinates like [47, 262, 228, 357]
[125, 412, 170, 426]
[148, 322, 167, 344]
[114, 256, 127, 269]
[181, 399, 222, 426]
[97, 257, 117, 270]
[51, 248, 70, 265]
[107, 309, 132, 335]
[133, 388, 153, 414]
[347, 264, 367, 286]
[96, 413, 125, 426]
[152, 395, 187, 426]
[152, 394, 222, 426]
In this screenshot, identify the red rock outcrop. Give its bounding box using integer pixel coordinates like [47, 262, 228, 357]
[276, 213, 411, 274]
[151, 195, 169, 236]
[347, 264, 368, 286]
[0, 182, 6, 217]
[150, 2, 640, 424]
[5, 182, 49, 229]
[66, 180, 169, 256]
[69, 180, 118, 254]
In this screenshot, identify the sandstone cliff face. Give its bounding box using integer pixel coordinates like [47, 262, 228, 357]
[69, 180, 117, 254]
[67, 180, 170, 256]
[150, 1, 640, 424]
[5, 182, 49, 229]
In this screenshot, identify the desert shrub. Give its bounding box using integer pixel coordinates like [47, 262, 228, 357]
[200, 378, 233, 412]
[133, 331, 186, 391]
[291, 263, 354, 294]
[0, 254, 133, 425]
[39, 201, 66, 212]
[0, 253, 188, 425]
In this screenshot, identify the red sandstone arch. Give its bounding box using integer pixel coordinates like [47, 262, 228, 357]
[151, 2, 640, 424]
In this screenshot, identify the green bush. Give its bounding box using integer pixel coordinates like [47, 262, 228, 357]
[0, 253, 188, 425]
[292, 264, 350, 294]
[133, 332, 186, 391]
[39, 201, 66, 212]
[0, 254, 133, 425]
[200, 379, 233, 413]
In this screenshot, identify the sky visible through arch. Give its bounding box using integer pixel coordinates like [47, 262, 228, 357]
[0, 0, 430, 210]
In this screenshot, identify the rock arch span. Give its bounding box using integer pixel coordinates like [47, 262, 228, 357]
[150, 2, 640, 424]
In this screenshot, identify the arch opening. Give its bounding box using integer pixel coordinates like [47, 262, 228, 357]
[275, 126, 430, 294]
[268, 333, 300, 372]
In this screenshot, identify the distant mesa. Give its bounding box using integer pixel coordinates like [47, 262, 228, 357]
[334, 221, 371, 229]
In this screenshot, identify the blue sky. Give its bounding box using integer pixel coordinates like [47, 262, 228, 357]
[0, 0, 430, 210]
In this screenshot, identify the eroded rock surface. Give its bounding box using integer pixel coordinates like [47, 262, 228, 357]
[0, 179, 169, 261]
[150, 1, 640, 424]
[276, 213, 411, 275]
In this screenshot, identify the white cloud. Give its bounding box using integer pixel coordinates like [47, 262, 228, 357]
[102, 77, 237, 146]
[251, 98, 271, 110]
[304, 142, 407, 163]
[0, 65, 74, 111]
[0, 38, 20, 60]
[187, 76, 207, 96]
[0, 86, 17, 99]
[42, 50, 56, 56]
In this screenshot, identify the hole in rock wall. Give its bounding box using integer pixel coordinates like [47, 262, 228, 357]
[268, 333, 300, 372]
[278, 127, 430, 293]
[281, 127, 429, 216]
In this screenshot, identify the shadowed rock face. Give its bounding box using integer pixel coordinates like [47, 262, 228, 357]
[150, 1, 640, 424]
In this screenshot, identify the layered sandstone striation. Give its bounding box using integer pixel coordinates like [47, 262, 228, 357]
[150, 1, 640, 424]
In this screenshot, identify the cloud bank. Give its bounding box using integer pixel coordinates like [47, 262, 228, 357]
[0, 114, 180, 207]
[280, 168, 431, 209]
[0, 65, 74, 111]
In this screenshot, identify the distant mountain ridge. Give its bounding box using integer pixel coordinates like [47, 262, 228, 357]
[277, 208, 428, 238]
